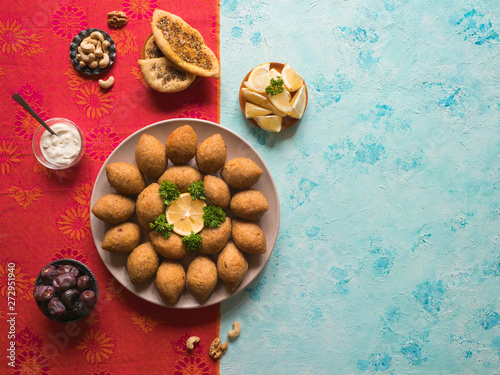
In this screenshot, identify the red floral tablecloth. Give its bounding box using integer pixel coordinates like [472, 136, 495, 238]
[0, 1, 220, 374]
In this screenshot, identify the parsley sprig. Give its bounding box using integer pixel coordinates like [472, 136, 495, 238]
[150, 214, 174, 239]
[182, 231, 202, 250]
[159, 180, 180, 206]
[202, 205, 226, 228]
[188, 181, 205, 201]
[266, 76, 285, 96]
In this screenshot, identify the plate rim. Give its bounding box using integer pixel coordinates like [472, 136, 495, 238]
[90, 118, 280, 309]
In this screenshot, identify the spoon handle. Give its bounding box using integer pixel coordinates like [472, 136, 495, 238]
[12, 93, 58, 136]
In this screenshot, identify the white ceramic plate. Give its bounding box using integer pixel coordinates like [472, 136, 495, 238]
[90, 118, 280, 309]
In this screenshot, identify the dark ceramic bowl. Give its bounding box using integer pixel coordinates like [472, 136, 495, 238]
[69, 28, 116, 75]
[34, 259, 98, 323]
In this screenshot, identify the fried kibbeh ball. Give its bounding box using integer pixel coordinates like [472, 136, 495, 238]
[136, 183, 165, 231]
[158, 165, 203, 192]
[230, 189, 269, 221]
[135, 133, 167, 179]
[101, 222, 141, 254]
[195, 133, 227, 174]
[203, 175, 230, 210]
[231, 219, 266, 254]
[221, 157, 263, 189]
[91, 193, 135, 224]
[126, 242, 160, 285]
[155, 259, 186, 304]
[165, 125, 198, 164]
[199, 217, 232, 254]
[149, 231, 190, 259]
[187, 255, 218, 301]
[217, 241, 248, 291]
[105, 162, 146, 195]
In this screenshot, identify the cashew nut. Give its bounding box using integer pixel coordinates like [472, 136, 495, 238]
[89, 60, 99, 69]
[98, 53, 110, 68]
[83, 36, 99, 45]
[90, 31, 104, 42]
[94, 41, 103, 57]
[102, 40, 110, 54]
[186, 336, 200, 350]
[80, 40, 95, 54]
[227, 321, 241, 339]
[80, 52, 95, 63]
[98, 76, 114, 89]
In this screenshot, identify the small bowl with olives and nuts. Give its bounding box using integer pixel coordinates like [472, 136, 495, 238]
[33, 259, 98, 323]
[69, 28, 116, 75]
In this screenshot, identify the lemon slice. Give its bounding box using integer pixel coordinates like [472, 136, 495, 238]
[166, 193, 206, 236]
[245, 102, 273, 118]
[269, 89, 292, 115]
[269, 68, 281, 80]
[241, 87, 287, 116]
[282, 63, 304, 92]
[241, 88, 268, 106]
[244, 63, 270, 93]
[289, 85, 307, 119]
[248, 62, 270, 80]
[255, 115, 282, 132]
[261, 99, 287, 117]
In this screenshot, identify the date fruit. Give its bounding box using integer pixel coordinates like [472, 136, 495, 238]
[57, 265, 80, 278]
[77, 275, 91, 291]
[40, 265, 58, 284]
[52, 272, 77, 293]
[34, 285, 55, 302]
[61, 288, 80, 309]
[79, 290, 97, 308]
[48, 297, 67, 319]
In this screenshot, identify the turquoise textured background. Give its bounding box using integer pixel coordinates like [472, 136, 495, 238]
[219, 0, 499, 373]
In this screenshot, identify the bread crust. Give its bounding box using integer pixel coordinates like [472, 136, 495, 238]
[138, 57, 196, 93]
[151, 9, 220, 79]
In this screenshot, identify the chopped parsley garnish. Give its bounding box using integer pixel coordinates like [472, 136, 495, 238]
[182, 231, 202, 250]
[159, 180, 180, 206]
[266, 76, 285, 96]
[149, 214, 174, 239]
[188, 181, 205, 201]
[202, 205, 226, 228]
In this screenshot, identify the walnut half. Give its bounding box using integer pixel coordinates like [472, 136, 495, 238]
[209, 337, 228, 359]
[107, 11, 127, 28]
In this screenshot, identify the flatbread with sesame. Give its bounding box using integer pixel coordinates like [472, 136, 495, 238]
[151, 9, 220, 79]
[138, 57, 196, 93]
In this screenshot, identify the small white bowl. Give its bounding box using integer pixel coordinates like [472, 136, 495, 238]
[32, 118, 85, 170]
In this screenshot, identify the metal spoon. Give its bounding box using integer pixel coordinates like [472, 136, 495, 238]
[12, 93, 58, 136]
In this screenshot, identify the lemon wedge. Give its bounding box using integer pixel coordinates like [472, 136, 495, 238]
[261, 99, 288, 117]
[255, 115, 282, 133]
[241, 88, 287, 116]
[241, 88, 267, 106]
[289, 85, 307, 119]
[166, 193, 206, 236]
[269, 89, 292, 115]
[282, 63, 304, 92]
[244, 63, 270, 93]
[245, 102, 273, 118]
[269, 68, 281, 80]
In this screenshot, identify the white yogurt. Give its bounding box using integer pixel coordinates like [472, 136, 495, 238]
[40, 122, 82, 166]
